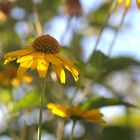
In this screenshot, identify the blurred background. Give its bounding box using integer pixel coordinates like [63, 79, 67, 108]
[0, 0, 140, 140]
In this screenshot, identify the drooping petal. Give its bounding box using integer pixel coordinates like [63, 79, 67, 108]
[17, 60, 32, 78]
[35, 53, 49, 78]
[17, 55, 33, 64]
[30, 53, 39, 69]
[56, 55, 79, 82]
[46, 54, 62, 65]
[37, 58, 49, 78]
[4, 48, 34, 64]
[63, 59, 79, 81]
[52, 64, 66, 84]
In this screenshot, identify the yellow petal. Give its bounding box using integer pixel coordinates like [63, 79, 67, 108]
[17, 55, 33, 63]
[63, 59, 79, 81]
[125, 0, 131, 9]
[17, 60, 32, 78]
[47, 103, 68, 117]
[4, 48, 34, 64]
[82, 109, 103, 118]
[56, 56, 79, 82]
[46, 54, 62, 65]
[30, 53, 38, 69]
[37, 59, 49, 78]
[52, 65, 66, 84]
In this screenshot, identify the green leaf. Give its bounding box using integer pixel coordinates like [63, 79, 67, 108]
[89, 2, 116, 30]
[105, 57, 140, 73]
[85, 51, 110, 78]
[82, 97, 136, 110]
[13, 91, 40, 112]
[99, 126, 135, 140]
[85, 51, 140, 80]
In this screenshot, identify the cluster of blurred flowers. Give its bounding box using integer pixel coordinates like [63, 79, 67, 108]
[0, 64, 32, 87]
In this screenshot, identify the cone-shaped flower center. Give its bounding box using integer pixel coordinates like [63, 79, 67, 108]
[32, 34, 61, 54]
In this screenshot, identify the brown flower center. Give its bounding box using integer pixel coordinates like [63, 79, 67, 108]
[32, 34, 61, 54]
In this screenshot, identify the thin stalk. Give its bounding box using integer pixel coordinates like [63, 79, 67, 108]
[70, 120, 77, 140]
[60, 15, 72, 45]
[108, 9, 128, 56]
[38, 78, 46, 140]
[31, 0, 43, 36]
[77, 81, 93, 104]
[56, 119, 65, 140]
[91, 0, 118, 54]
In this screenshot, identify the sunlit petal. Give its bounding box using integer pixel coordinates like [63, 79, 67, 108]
[17, 60, 32, 78]
[48, 103, 69, 117]
[52, 64, 66, 84]
[46, 54, 62, 65]
[4, 49, 34, 64]
[56, 56, 79, 81]
[37, 59, 49, 78]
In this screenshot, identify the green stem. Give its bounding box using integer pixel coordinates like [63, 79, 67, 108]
[31, 0, 43, 35]
[70, 120, 77, 140]
[91, 0, 118, 53]
[108, 9, 128, 56]
[38, 78, 46, 140]
[60, 16, 72, 45]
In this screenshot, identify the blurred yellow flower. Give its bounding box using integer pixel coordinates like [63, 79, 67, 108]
[0, 64, 32, 87]
[48, 103, 105, 123]
[117, 0, 140, 9]
[4, 35, 79, 84]
[0, 1, 13, 22]
[0, 11, 6, 22]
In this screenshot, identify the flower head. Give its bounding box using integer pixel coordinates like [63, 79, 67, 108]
[4, 34, 79, 84]
[117, 0, 140, 9]
[47, 103, 105, 123]
[0, 1, 13, 22]
[0, 64, 32, 87]
[64, 0, 82, 16]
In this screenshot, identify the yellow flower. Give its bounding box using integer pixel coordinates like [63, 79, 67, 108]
[4, 35, 79, 84]
[117, 0, 140, 9]
[47, 103, 105, 123]
[0, 64, 32, 87]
